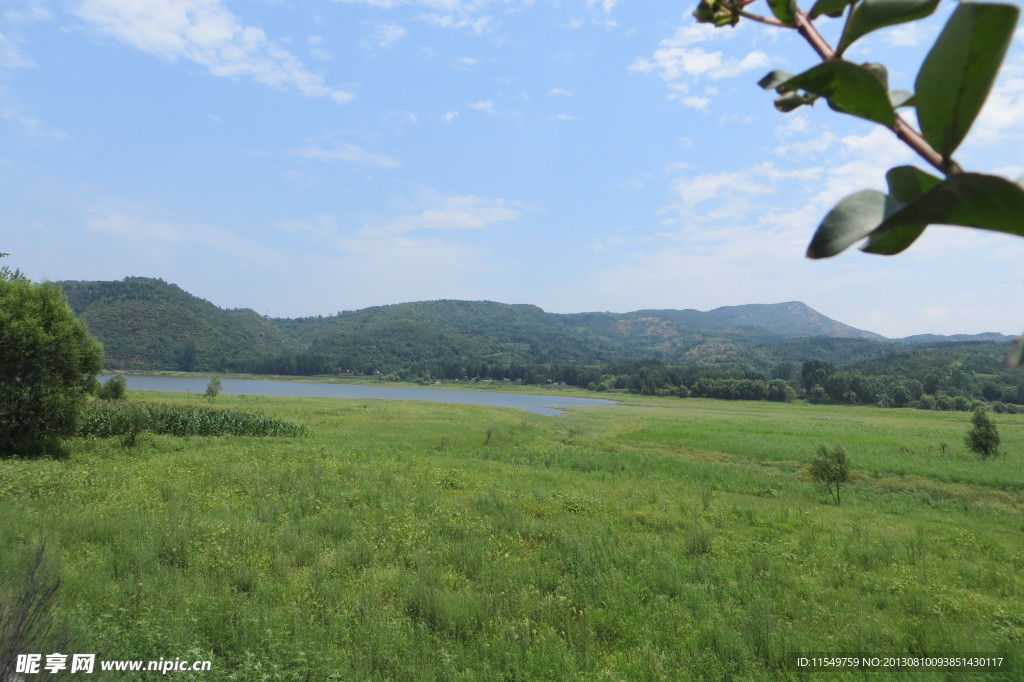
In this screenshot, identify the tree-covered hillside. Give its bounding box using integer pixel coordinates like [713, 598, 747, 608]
[56, 278, 1022, 412]
[60, 278, 297, 371]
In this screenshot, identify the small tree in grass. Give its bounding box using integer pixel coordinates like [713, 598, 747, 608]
[810, 444, 849, 505]
[205, 377, 222, 399]
[966, 406, 1000, 459]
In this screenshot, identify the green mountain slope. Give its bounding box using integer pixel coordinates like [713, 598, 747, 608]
[706, 301, 886, 340]
[59, 278, 296, 371]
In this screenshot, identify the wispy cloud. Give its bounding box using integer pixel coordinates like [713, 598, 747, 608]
[307, 35, 333, 62]
[89, 214, 185, 241]
[75, 0, 352, 103]
[367, 193, 521, 235]
[469, 99, 495, 115]
[0, 32, 35, 69]
[290, 142, 401, 169]
[365, 23, 408, 49]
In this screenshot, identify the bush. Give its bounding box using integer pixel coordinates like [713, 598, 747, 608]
[97, 374, 127, 401]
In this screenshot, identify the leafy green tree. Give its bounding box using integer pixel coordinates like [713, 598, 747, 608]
[801, 359, 836, 392]
[965, 406, 1000, 459]
[0, 273, 103, 457]
[809, 444, 850, 505]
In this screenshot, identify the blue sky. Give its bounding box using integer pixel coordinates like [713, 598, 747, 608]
[2, 0, 1023, 337]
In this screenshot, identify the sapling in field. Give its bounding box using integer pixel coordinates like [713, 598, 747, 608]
[965, 406, 1000, 459]
[206, 377, 222, 399]
[809, 443, 850, 505]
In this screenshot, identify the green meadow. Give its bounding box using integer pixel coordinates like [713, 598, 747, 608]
[1, 390, 1022, 680]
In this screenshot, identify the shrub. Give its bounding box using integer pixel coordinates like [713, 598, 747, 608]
[97, 374, 127, 401]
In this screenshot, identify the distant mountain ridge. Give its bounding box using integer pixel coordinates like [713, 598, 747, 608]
[56, 277, 1006, 375]
[706, 302, 887, 340]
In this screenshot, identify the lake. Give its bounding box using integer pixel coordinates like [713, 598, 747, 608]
[99, 374, 619, 416]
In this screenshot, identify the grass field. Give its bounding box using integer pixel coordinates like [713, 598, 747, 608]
[1, 389, 1022, 680]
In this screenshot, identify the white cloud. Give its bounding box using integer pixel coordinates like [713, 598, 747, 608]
[969, 75, 1024, 144]
[442, 111, 459, 122]
[469, 99, 495, 115]
[549, 87, 572, 96]
[307, 35, 333, 61]
[421, 12, 493, 35]
[367, 23, 408, 48]
[586, 0, 617, 14]
[291, 142, 401, 169]
[0, 84, 67, 139]
[677, 95, 710, 111]
[75, 0, 352, 103]
[89, 215, 185, 241]
[368, 194, 521, 234]
[0, 32, 35, 69]
[279, 214, 339, 239]
[630, 46, 769, 81]
[882, 23, 932, 47]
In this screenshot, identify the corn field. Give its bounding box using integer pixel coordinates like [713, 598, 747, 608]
[77, 402, 307, 438]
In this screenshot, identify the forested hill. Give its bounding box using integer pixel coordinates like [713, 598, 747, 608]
[59, 278, 299, 371]
[58, 277, 1010, 384]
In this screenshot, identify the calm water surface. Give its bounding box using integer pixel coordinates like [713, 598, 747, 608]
[100, 374, 618, 416]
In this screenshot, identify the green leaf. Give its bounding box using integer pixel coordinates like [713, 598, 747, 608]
[809, 0, 854, 19]
[915, 2, 1019, 159]
[778, 62, 895, 127]
[885, 165, 941, 203]
[838, 0, 941, 54]
[758, 70, 794, 91]
[888, 89, 915, 108]
[863, 173, 1024, 254]
[774, 91, 818, 112]
[768, 0, 798, 26]
[806, 190, 890, 258]
[866, 167, 940, 253]
[861, 62, 889, 90]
